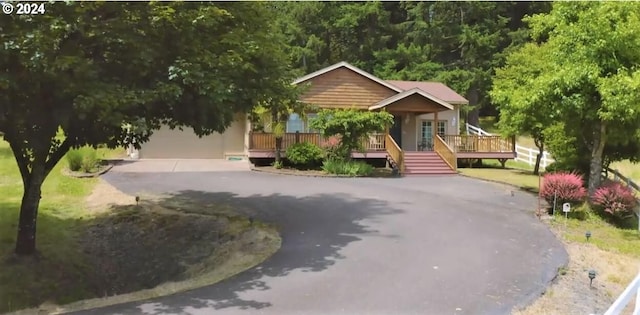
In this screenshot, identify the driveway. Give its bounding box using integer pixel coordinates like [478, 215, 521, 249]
[75, 168, 567, 315]
[109, 159, 251, 173]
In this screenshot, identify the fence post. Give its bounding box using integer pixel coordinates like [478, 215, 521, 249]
[295, 131, 300, 144]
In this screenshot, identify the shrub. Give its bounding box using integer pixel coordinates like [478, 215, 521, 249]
[540, 172, 587, 207]
[322, 159, 374, 176]
[592, 181, 637, 220]
[66, 149, 83, 171]
[66, 146, 100, 173]
[286, 142, 323, 167]
[80, 147, 99, 173]
[272, 160, 283, 169]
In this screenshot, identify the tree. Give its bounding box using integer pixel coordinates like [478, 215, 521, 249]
[491, 43, 556, 175]
[506, 2, 640, 194]
[309, 109, 393, 161]
[0, 2, 294, 255]
[250, 83, 310, 166]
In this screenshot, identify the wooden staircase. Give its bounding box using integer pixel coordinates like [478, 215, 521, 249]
[403, 152, 456, 175]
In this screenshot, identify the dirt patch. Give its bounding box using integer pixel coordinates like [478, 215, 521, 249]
[514, 220, 640, 315]
[84, 178, 137, 213]
[8, 180, 281, 315]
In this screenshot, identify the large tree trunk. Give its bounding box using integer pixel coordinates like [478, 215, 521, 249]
[587, 121, 607, 196]
[6, 134, 71, 256]
[15, 167, 45, 256]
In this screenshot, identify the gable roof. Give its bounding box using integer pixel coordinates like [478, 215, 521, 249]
[293, 61, 403, 93]
[369, 88, 454, 111]
[386, 80, 468, 104]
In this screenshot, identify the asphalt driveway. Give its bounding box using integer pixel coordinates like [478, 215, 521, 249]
[75, 168, 567, 315]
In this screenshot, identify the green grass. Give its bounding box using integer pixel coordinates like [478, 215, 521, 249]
[0, 138, 125, 312]
[609, 160, 640, 183]
[550, 205, 640, 258]
[459, 167, 542, 193]
[459, 158, 640, 258]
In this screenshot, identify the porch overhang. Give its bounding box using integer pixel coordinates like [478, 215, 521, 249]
[368, 88, 454, 112]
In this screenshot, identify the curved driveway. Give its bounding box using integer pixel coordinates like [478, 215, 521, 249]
[77, 167, 567, 315]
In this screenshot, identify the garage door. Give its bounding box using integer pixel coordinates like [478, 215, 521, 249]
[139, 116, 246, 159]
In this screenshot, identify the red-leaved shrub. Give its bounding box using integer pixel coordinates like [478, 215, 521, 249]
[540, 172, 587, 206]
[592, 181, 637, 219]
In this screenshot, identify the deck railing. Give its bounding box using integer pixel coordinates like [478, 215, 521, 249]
[442, 135, 514, 153]
[385, 134, 404, 173]
[362, 133, 386, 151]
[434, 135, 457, 171]
[250, 132, 321, 150]
[249, 132, 386, 151]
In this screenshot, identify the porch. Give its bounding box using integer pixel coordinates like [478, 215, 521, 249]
[247, 131, 516, 172]
[248, 132, 388, 159]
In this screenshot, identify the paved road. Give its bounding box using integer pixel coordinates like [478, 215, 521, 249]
[76, 166, 567, 315]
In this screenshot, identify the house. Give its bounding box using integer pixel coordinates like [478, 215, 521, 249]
[137, 61, 516, 175]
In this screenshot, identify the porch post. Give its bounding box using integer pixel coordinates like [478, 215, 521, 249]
[433, 111, 439, 143]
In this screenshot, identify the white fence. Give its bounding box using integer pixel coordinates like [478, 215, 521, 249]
[602, 271, 640, 315]
[465, 123, 554, 169]
[515, 145, 555, 168]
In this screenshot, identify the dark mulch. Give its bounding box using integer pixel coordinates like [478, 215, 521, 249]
[252, 166, 396, 178]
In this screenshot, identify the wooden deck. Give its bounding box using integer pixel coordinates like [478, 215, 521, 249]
[442, 135, 516, 159]
[248, 132, 516, 160]
[248, 132, 387, 158]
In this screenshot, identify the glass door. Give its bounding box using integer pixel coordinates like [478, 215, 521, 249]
[419, 121, 433, 151]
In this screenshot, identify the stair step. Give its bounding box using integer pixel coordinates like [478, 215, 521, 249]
[406, 169, 451, 172]
[404, 152, 439, 157]
[404, 158, 446, 162]
[404, 172, 457, 176]
[405, 163, 449, 167]
[404, 166, 455, 170]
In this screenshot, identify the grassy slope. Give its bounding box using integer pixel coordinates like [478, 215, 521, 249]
[0, 139, 125, 312]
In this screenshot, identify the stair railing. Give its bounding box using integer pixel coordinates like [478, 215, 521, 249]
[385, 134, 404, 174]
[434, 135, 457, 171]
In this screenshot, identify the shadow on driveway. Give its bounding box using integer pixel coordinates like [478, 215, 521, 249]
[75, 190, 403, 315]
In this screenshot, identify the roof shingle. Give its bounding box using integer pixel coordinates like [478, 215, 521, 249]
[385, 80, 468, 104]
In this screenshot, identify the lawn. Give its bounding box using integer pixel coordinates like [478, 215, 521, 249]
[0, 138, 280, 314]
[461, 160, 639, 245]
[458, 159, 542, 193]
[460, 160, 640, 314]
[610, 159, 640, 183]
[0, 139, 125, 312]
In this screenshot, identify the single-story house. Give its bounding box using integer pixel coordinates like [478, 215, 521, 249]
[135, 61, 516, 175]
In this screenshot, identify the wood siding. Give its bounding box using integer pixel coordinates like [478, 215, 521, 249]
[385, 94, 444, 112]
[298, 67, 397, 109]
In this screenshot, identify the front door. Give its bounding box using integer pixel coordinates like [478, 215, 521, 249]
[419, 121, 433, 151]
[419, 120, 446, 151]
[390, 115, 402, 147]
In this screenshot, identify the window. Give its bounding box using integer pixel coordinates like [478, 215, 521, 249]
[437, 121, 446, 137]
[420, 120, 447, 141]
[286, 113, 304, 133]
